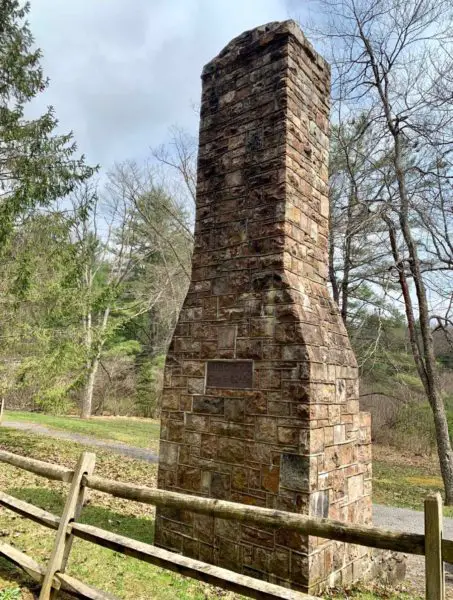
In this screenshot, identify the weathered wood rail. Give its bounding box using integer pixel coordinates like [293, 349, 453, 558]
[0, 448, 448, 600]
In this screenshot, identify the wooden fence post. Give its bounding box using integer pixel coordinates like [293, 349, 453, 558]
[0, 397, 4, 425]
[39, 451, 96, 600]
[425, 492, 444, 600]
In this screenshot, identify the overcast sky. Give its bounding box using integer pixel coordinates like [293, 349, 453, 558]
[28, 0, 309, 172]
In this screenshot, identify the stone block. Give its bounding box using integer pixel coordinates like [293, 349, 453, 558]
[178, 445, 191, 465]
[159, 441, 179, 468]
[161, 390, 180, 410]
[250, 317, 275, 338]
[309, 550, 325, 584]
[255, 416, 277, 441]
[310, 490, 329, 518]
[290, 552, 309, 586]
[277, 426, 299, 445]
[245, 442, 272, 465]
[177, 466, 201, 492]
[180, 395, 193, 411]
[211, 472, 231, 499]
[218, 437, 245, 463]
[187, 377, 205, 395]
[185, 414, 210, 432]
[276, 528, 308, 551]
[236, 338, 264, 360]
[201, 470, 211, 494]
[224, 398, 245, 421]
[347, 474, 364, 501]
[214, 537, 241, 571]
[193, 397, 224, 415]
[310, 428, 324, 453]
[167, 420, 185, 443]
[182, 360, 206, 377]
[242, 525, 275, 548]
[282, 381, 309, 403]
[257, 369, 281, 390]
[333, 424, 345, 444]
[280, 453, 309, 491]
[218, 326, 237, 349]
[245, 391, 267, 414]
[261, 464, 280, 493]
[268, 401, 290, 416]
[200, 434, 217, 459]
[215, 517, 237, 539]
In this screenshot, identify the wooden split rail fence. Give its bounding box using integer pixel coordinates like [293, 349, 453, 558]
[0, 447, 449, 600]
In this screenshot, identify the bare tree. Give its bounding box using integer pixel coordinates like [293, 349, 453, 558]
[71, 181, 137, 419]
[72, 161, 192, 419]
[108, 160, 193, 347]
[152, 125, 197, 208]
[307, 0, 453, 501]
[329, 114, 394, 325]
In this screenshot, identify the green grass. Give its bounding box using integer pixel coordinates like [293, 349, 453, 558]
[4, 410, 160, 449]
[373, 449, 453, 517]
[374, 461, 442, 510]
[0, 588, 22, 600]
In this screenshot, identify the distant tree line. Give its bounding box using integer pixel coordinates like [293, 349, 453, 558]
[0, 150, 193, 419]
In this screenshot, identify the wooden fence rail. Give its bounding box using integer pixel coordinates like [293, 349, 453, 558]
[0, 448, 448, 600]
[84, 474, 427, 556]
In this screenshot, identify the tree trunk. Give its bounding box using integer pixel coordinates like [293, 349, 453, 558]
[328, 218, 340, 306]
[81, 356, 100, 419]
[385, 214, 453, 503]
[340, 184, 355, 324]
[394, 140, 453, 504]
[430, 389, 453, 504]
[80, 306, 110, 419]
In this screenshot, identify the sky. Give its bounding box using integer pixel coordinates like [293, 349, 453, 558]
[28, 0, 307, 173]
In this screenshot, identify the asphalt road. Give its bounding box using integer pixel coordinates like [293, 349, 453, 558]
[2, 420, 159, 463]
[374, 503, 453, 536]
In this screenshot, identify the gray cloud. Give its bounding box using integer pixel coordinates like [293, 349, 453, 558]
[28, 0, 302, 171]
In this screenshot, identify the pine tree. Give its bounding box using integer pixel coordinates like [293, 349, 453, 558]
[0, 0, 95, 244]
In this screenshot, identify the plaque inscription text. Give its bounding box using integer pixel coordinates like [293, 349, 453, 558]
[206, 360, 253, 389]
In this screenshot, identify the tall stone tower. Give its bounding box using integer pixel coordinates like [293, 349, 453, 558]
[155, 21, 372, 593]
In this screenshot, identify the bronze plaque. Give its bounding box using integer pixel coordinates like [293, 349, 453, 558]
[206, 360, 253, 389]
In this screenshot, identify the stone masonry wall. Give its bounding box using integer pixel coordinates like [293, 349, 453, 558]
[155, 21, 372, 593]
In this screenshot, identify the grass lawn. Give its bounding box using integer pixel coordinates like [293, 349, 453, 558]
[372, 445, 453, 516]
[0, 427, 241, 600]
[3, 410, 160, 449]
[0, 420, 436, 599]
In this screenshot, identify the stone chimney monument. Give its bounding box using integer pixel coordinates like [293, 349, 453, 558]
[155, 20, 372, 593]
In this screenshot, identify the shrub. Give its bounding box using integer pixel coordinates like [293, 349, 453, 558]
[135, 355, 165, 418]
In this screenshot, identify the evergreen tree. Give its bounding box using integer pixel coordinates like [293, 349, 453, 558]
[0, 1, 95, 245]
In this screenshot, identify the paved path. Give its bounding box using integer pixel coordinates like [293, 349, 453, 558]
[374, 505, 453, 596]
[375, 503, 453, 593]
[374, 503, 453, 537]
[1, 420, 159, 463]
